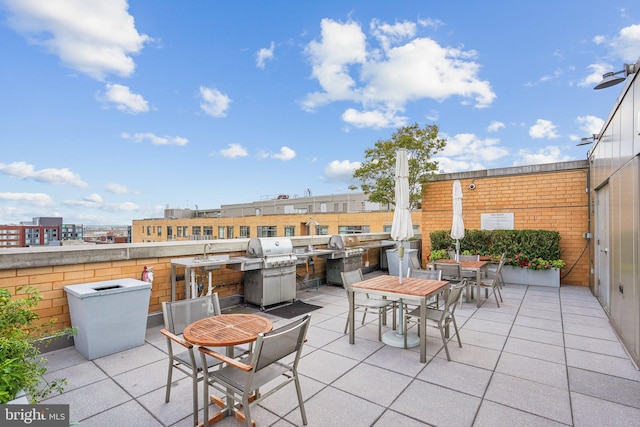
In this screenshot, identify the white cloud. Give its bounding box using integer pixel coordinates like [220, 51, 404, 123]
[324, 159, 360, 182]
[99, 83, 149, 113]
[579, 63, 611, 87]
[121, 132, 188, 146]
[105, 183, 136, 194]
[440, 133, 509, 163]
[219, 144, 248, 158]
[529, 119, 559, 139]
[256, 41, 275, 69]
[432, 156, 485, 174]
[487, 121, 505, 132]
[0, 192, 54, 207]
[302, 18, 495, 129]
[0, 161, 89, 188]
[342, 108, 407, 129]
[576, 115, 604, 136]
[514, 146, 574, 166]
[4, 0, 150, 80]
[271, 146, 296, 161]
[199, 86, 231, 117]
[610, 24, 640, 62]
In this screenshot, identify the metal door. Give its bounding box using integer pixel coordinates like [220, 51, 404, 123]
[596, 184, 610, 312]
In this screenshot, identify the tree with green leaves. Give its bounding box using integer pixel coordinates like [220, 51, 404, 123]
[350, 123, 446, 210]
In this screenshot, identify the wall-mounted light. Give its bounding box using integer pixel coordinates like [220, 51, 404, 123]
[594, 61, 638, 90]
[577, 134, 598, 146]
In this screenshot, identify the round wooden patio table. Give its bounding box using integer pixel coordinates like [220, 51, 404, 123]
[183, 313, 273, 349]
[183, 313, 273, 426]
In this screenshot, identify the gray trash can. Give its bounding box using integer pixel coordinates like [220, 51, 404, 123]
[386, 248, 419, 277]
[64, 278, 151, 360]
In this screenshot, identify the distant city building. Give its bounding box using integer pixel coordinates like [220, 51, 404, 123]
[0, 217, 84, 248]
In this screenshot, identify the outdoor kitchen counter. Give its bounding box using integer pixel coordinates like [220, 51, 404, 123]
[170, 256, 250, 301]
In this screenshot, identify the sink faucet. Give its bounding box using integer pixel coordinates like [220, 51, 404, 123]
[204, 243, 213, 258]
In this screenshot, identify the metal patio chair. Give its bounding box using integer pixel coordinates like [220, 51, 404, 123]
[477, 253, 506, 307]
[199, 315, 311, 427]
[403, 279, 467, 360]
[341, 268, 395, 340]
[161, 293, 243, 426]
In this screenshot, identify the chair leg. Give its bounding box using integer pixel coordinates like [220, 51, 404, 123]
[439, 325, 451, 361]
[191, 369, 199, 426]
[344, 311, 350, 334]
[241, 395, 253, 427]
[165, 361, 173, 403]
[294, 375, 308, 425]
[452, 318, 462, 348]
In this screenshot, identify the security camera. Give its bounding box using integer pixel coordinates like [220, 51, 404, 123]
[468, 183, 476, 190]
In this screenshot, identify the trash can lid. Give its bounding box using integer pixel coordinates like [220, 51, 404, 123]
[64, 278, 151, 298]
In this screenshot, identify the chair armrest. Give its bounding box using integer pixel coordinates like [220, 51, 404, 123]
[199, 346, 253, 372]
[160, 328, 193, 349]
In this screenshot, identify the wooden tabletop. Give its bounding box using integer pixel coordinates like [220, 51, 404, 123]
[352, 275, 449, 297]
[433, 259, 488, 269]
[183, 313, 273, 347]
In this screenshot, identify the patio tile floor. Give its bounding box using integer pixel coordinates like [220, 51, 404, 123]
[41, 271, 640, 426]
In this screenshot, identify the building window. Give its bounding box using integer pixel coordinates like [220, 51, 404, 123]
[383, 225, 392, 233]
[284, 226, 295, 237]
[167, 226, 173, 237]
[338, 225, 370, 234]
[240, 226, 250, 238]
[317, 225, 329, 235]
[204, 226, 213, 236]
[226, 226, 234, 239]
[157, 226, 162, 237]
[177, 227, 182, 237]
[257, 226, 277, 237]
[182, 226, 189, 238]
[146, 226, 151, 236]
[218, 226, 225, 239]
[192, 226, 201, 236]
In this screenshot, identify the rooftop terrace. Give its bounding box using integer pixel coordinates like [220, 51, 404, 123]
[39, 270, 640, 427]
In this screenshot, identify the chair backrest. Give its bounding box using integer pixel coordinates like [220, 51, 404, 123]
[433, 262, 462, 281]
[251, 314, 311, 373]
[493, 253, 507, 283]
[441, 279, 467, 318]
[409, 255, 422, 270]
[459, 254, 480, 261]
[340, 269, 364, 290]
[162, 293, 221, 335]
[409, 269, 442, 281]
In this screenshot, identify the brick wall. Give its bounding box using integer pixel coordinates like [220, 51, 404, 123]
[421, 167, 589, 286]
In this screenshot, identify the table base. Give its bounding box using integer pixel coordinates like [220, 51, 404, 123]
[382, 330, 419, 348]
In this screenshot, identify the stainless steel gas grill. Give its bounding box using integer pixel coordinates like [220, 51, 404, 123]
[233, 237, 298, 310]
[322, 235, 366, 285]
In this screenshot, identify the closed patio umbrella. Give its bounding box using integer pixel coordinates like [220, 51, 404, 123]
[390, 148, 414, 283]
[383, 148, 418, 348]
[451, 180, 465, 261]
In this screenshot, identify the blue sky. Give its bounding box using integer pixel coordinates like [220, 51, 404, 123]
[1, 1, 639, 225]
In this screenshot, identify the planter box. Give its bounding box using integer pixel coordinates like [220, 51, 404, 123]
[501, 266, 560, 287]
[8, 390, 29, 404]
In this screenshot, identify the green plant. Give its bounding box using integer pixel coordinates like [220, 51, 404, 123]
[429, 249, 449, 261]
[429, 229, 564, 270]
[0, 286, 75, 404]
[505, 255, 565, 270]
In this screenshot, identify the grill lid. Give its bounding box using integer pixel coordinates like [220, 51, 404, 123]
[328, 234, 360, 250]
[246, 237, 294, 258]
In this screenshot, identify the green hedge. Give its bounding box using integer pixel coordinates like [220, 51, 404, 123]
[429, 229, 562, 261]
